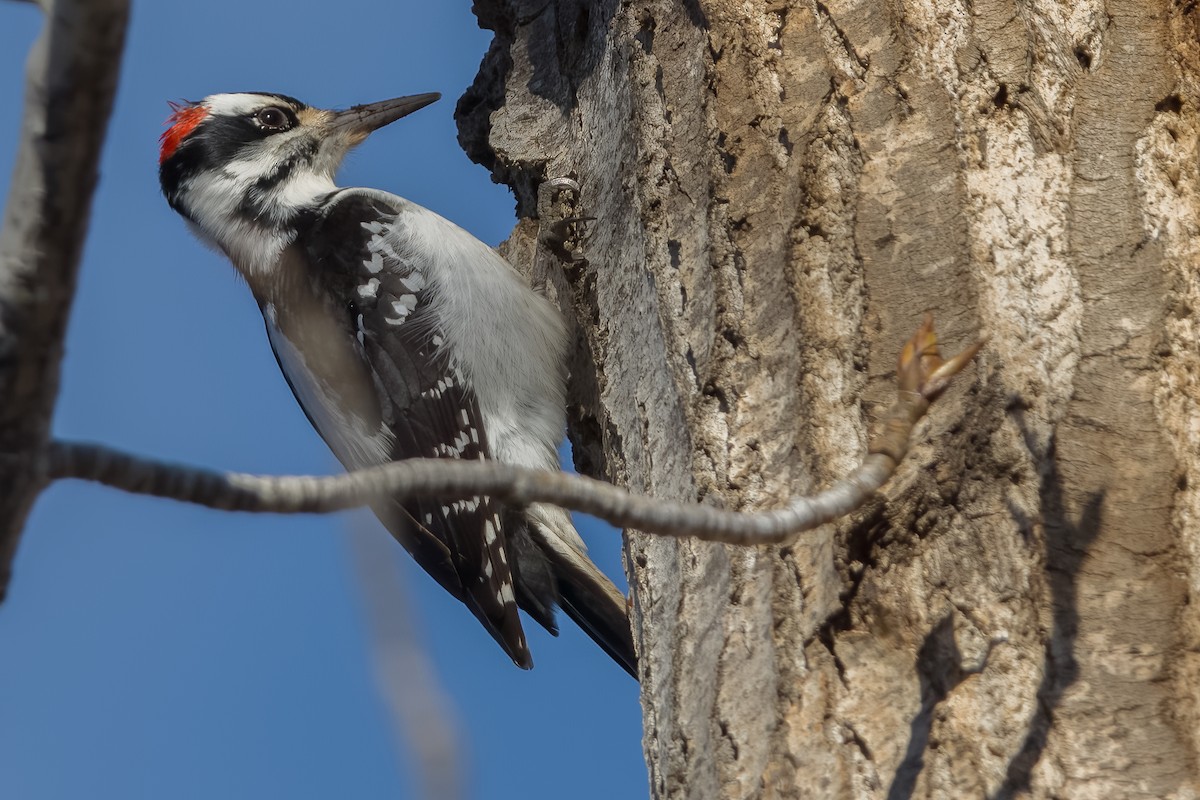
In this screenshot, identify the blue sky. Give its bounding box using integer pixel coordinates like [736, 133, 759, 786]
[0, 3, 645, 798]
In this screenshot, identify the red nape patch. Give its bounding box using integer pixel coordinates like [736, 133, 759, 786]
[158, 101, 208, 164]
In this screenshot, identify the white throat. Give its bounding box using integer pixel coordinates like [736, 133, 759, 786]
[181, 165, 338, 277]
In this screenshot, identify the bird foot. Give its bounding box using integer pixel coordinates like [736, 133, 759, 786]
[537, 177, 593, 268]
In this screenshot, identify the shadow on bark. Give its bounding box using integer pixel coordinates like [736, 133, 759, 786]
[886, 424, 1102, 800]
[992, 426, 1104, 800]
[886, 614, 988, 800]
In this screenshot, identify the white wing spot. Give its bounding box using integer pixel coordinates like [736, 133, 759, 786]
[468, 427, 479, 444]
[366, 251, 384, 274]
[483, 560, 493, 578]
[498, 583, 515, 604]
[399, 271, 426, 293]
[425, 377, 454, 398]
[459, 409, 470, 426]
[366, 233, 395, 254]
[357, 278, 380, 299]
[385, 294, 418, 326]
[483, 520, 497, 545]
[361, 221, 385, 234]
[448, 498, 481, 514]
[431, 334, 444, 348]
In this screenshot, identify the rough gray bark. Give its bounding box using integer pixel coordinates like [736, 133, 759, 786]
[0, 0, 128, 599]
[459, 1, 1200, 797]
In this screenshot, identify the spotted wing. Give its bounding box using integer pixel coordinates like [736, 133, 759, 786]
[287, 187, 529, 667]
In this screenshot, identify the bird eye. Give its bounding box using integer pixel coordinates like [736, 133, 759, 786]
[255, 107, 289, 131]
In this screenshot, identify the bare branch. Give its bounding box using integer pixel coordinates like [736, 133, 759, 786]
[44, 318, 981, 545]
[44, 440, 892, 544]
[0, 0, 130, 599]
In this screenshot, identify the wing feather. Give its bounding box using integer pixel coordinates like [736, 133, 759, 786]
[265, 188, 529, 666]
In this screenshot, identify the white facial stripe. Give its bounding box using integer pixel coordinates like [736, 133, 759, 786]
[179, 166, 337, 275]
[220, 146, 286, 181]
[180, 170, 290, 269]
[274, 171, 338, 209]
[204, 93, 279, 116]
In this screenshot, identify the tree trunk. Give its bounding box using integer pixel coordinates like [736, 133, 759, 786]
[459, 0, 1200, 797]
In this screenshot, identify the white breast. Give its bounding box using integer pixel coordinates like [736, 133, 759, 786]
[263, 302, 395, 470]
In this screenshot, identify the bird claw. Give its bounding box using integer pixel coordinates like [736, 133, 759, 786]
[537, 177, 591, 267]
[544, 176, 582, 196]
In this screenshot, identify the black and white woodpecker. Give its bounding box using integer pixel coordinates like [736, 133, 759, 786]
[158, 91, 635, 677]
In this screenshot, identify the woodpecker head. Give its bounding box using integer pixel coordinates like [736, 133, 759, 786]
[158, 91, 439, 272]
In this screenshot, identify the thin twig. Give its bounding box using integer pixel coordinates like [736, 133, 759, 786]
[44, 317, 982, 545]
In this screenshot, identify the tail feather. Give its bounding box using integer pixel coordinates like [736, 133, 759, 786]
[553, 556, 637, 678]
[525, 504, 638, 679]
[504, 507, 561, 635]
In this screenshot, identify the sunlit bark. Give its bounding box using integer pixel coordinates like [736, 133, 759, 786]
[461, 1, 1200, 796]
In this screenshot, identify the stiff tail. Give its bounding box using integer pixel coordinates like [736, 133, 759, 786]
[523, 504, 638, 679]
[552, 552, 637, 678]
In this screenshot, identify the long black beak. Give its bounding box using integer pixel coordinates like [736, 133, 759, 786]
[329, 93, 441, 138]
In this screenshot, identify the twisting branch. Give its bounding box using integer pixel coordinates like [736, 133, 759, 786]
[45, 317, 982, 545]
[0, 0, 129, 600]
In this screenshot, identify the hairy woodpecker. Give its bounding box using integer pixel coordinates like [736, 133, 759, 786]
[158, 91, 635, 676]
